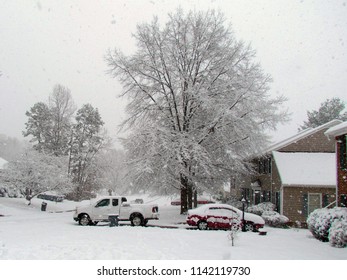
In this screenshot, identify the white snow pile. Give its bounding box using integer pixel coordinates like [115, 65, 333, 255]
[248, 202, 289, 228]
[307, 207, 347, 248]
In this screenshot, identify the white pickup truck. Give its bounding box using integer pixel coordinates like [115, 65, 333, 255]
[73, 196, 159, 226]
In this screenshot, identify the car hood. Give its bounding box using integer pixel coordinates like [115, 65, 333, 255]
[243, 212, 265, 225]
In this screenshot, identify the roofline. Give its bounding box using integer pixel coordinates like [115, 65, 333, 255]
[282, 184, 336, 188]
[325, 121, 347, 137]
[264, 119, 342, 154]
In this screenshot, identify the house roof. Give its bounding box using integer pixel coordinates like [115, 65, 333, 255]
[265, 119, 342, 154]
[0, 157, 8, 169]
[272, 151, 336, 187]
[325, 121, 347, 137]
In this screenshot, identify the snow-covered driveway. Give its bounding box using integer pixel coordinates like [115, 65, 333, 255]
[0, 197, 346, 260]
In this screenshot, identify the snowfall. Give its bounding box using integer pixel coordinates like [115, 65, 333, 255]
[0, 195, 346, 261]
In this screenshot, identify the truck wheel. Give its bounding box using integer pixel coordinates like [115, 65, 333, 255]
[130, 214, 144, 226]
[79, 214, 91, 226]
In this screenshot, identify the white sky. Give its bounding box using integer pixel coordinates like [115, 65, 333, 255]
[0, 0, 346, 147]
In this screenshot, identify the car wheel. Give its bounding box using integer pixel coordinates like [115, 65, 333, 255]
[197, 221, 208, 230]
[244, 223, 254, 232]
[79, 214, 91, 226]
[131, 214, 144, 226]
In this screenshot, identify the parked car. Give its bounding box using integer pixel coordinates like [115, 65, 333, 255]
[186, 203, 265, 231]
[171, 197, 214, 206]
[37, 192, 64, 202]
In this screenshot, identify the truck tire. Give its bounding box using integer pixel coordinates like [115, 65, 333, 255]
[79, 214, 91, 226]
[130, 214, 144, 226]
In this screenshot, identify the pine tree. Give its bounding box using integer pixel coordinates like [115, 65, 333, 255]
[300, 97, 347, 130]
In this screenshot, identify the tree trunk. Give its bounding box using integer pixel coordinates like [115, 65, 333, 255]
[193, 189, 198, 208]
[180, 174, 188, 214]
[187, 181, 193, 210]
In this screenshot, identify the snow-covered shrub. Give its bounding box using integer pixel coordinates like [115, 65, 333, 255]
[329, 219, 347, 248]
[307, 207, 347, 242]
[262, 211, 289, 228]
[247, 202, 276, 216]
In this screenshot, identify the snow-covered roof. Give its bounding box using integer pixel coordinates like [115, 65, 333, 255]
[272, 151, 336, 187]
[265, 119, 342, 154]
[0, 157, 8, 169]
[325, 121, 347, 137]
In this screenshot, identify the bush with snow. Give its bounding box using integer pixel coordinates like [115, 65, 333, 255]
[262, 211, 289, 228]
[307, 207, 347, 243]
[328, 219, 347, 248]
[247, 202, 276, 216]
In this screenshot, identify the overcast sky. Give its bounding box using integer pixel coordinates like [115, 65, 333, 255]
[1, 0, 346, 147]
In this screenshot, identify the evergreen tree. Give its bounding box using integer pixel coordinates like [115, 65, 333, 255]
[300, 97, 347, 130]
[23, 84, 75, 155]
[69, 104, 105, 200]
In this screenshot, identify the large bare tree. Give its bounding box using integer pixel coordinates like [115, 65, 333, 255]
[107, 9, 287, 213]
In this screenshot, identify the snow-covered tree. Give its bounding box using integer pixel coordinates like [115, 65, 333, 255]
[0, 148, 73, 204]
[23, 84, 76, 155]
[23, 102, 52, 152]
[48, 84, 76, 155]
[0, 134, 24, 161]
[68, 104, 105, 200]
[107, 9, 288, 213]
[299, 97, 347, 130]
[95, 148, 128, 195]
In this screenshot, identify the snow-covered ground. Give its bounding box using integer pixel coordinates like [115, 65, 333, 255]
[0, 196, 346, 260]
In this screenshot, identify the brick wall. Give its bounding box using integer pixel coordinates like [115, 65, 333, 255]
[282, 186, 336, 224]
[336, 135, 347, 206]
[279, 130, 335, 153]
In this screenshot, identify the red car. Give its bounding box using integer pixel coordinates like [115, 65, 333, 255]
[186, 203, 265, 231]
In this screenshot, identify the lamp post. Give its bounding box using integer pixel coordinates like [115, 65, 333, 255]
[241, 198, 246, 232]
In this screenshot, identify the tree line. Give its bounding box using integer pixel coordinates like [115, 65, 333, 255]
[1, 84, 126, 201]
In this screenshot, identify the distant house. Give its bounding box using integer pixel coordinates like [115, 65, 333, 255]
[238, 120, 341, 224]
[325, 121, 347, 207]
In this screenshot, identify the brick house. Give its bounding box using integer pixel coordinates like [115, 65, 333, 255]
[238, 120, 341, 224]
[325, 121, 347, 207]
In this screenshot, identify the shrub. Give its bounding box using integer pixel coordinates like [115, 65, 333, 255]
[247, 202, 276, 216]
[307, 207, 347, 243]
[329, 219, 347, 248]
[262, 211, 289, 228]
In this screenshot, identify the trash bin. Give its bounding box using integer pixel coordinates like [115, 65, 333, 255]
[41, 202, 47, 211]
[108, 214, 119, 227]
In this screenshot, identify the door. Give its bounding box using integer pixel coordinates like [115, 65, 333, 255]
[207, 207, 239, 229]
[308, 193, 322, 215]
[93, 198, 112, 220]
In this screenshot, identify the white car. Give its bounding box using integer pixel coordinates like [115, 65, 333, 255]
[186, 203, 265, 231]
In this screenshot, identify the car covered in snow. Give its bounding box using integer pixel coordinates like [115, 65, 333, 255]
[186, 203, 265, 231]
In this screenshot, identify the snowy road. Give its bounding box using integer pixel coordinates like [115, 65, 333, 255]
[0, 197, 346, 260]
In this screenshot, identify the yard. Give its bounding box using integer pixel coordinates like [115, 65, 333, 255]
[0, 196, 345, 260]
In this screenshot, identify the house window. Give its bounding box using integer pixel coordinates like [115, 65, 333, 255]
[308, 193, 322, 215]
[258, 157, 272, 174]
[339, 135, 347, 170]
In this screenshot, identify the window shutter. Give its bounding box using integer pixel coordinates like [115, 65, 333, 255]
[322, 194, 329, 207]
[302, 193, 308, 217]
